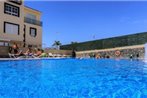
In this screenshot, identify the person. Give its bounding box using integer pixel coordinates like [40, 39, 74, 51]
[24, 48, 33, 56]
[130, 54, 133, 59]
[12, 43, 19, 54]
[93, 53, 96, 58]
[8, 43, 23, 58]
[136, 54, 139, 58]
[106, 55, 110, 58]
[72, 50, 76, 58]
[34, 48, 42, 57]
[95, 54, 101, 59]
[39, 50, 48, 58]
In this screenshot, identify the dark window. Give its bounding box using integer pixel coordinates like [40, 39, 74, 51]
[4, 3, 20, 17]
[30, 27, 37, 37]
[4, 22, 19, 35]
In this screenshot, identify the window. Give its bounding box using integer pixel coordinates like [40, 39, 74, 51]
[0, 42, 4, 46]
[4, 42, 9, 46]
[4, 22, 19, 35]
[28, 45, 32, 47]
[4, 3, 19, 17]
[0, 42, 9, 46]
[30, 27, 37, 37]
[28, 45, 37, 48]
[26, 13, 36, 20]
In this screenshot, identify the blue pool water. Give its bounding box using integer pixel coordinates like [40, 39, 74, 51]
[0, 59, 147, 98]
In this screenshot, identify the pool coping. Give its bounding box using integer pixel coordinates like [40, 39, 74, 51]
[0, 57, 70, 61]
[0, 57, 145, 61]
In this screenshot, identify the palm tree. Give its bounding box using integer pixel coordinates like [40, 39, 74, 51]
[52, 41, 62, 50]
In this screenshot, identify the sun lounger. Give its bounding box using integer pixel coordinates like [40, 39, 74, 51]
[48, 53, 54, 57]
[8, 50, 23, 58]
[8, 50, 38, 59]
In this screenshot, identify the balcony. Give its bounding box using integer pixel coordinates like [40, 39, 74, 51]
[24, 17, 42, 26]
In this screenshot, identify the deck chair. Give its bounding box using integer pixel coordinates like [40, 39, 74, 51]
[48, 53, 54, 57]
[8, 50, 23, 58]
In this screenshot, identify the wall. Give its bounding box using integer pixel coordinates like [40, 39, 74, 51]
[24, 6, 42, 48]
[0, 1, 24, 42]
[0, 1, 42, 48]
[44, 49, 72, 56]
[24, 6, 41, 21]
[76, 45, 145, 59]
[0, 46, 9, 58]
[24, 23, 42, 48]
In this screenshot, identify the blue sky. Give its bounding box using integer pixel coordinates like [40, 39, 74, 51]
[25, 1, 147, 47]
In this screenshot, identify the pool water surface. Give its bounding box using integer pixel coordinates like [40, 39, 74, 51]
[0, 59, 147, 98]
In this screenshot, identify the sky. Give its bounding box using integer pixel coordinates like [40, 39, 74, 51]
[25, 1, 147, 47]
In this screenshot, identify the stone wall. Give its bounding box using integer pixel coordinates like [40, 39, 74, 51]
[76, 45, 145, 59]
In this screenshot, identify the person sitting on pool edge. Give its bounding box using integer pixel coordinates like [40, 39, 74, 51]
[33, 48, 42, 57]
[8, 43, 24, 58]
[24, 48, 34, 57]
[33, 48, 47, 57]
[9, 43, 19, 54]
[72, 49, 76, 58]
[38, 49, 48, 58]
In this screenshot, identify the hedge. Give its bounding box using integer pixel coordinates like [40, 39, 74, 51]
[60, 32, 147, 51]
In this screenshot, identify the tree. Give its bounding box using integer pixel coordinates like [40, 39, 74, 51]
[52, 41, 62, 50]
[71, 41, 78, 44]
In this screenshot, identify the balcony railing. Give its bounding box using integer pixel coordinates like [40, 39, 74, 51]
[24, 17, 42, 26]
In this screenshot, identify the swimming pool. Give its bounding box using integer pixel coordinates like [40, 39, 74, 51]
[0, 58, 147, 98]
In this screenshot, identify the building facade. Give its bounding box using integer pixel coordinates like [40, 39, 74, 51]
[0, 0, 42, 48]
